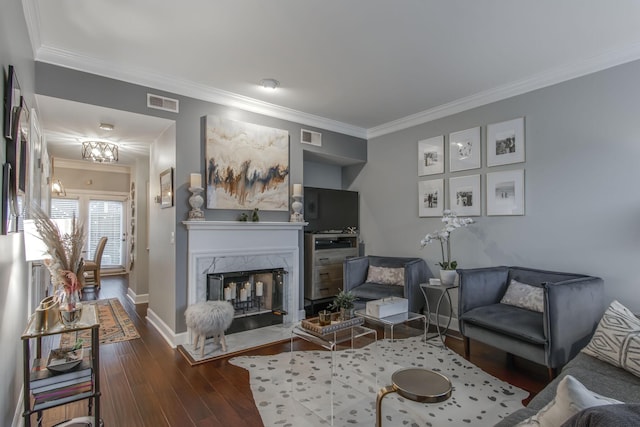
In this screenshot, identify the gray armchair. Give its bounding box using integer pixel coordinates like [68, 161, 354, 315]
[457, 266, 605, 379]
[343, 256, 427, 313]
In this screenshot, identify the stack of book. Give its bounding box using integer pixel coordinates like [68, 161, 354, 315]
[30, 352, 93, 406]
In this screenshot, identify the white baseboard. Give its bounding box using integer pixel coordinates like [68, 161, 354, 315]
[126, 287, 149, 305]
[146, 308, 188, 348]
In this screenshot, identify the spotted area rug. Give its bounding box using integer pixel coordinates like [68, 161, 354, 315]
[230, 336, 527, 426]
[59, 298, 140, 347]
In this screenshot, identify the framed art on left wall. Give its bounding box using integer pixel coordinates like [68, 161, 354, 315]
[160, 167, 174, 208]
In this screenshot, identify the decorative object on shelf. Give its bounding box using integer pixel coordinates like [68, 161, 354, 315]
[290, 183, 304, 222]
[318, 310, 332, 326]
[420, 209, 474, 285]
[57, 272, 83, 327]
[418, 135, 444, 176]
[160, 167, 174, 208]
[251, 208, 260, 222]
[237, 212, 248, 221]
[301, 311, 364, 336]
[81, 140, 119, 163]
[46, 346, 84, 373]
[487, 117, 525, 167]
[30, 205, 86, 292]
[329, 290, 357, 320]
[187, 172, 205, 220]
[205, 115, 289, 211]
[449, 126, 481, 172]
[34, 296, 59, 332]
[418, 178, 444, 217]
[486, 169, 525, 216]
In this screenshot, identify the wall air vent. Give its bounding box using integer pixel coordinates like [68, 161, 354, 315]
[301, 129, 321, 147]
[147, 93, 179, 113]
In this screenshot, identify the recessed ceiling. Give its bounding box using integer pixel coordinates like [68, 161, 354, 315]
[25, 0, 640, 144]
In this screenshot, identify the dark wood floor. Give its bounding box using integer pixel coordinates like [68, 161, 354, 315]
[39, 277, 550, 426]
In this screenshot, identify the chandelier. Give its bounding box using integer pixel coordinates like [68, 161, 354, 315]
[81, 141, 119, 163]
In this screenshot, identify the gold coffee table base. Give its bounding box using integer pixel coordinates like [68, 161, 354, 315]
[376, 367, 452, 427]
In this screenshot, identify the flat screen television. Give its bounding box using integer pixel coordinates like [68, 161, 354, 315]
[303, 187, 359, 233]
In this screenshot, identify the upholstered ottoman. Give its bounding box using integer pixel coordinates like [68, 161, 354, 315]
[185, 301, 235, 357]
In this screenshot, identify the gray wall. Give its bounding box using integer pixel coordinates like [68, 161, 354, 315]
[353, 59, 640, 313]
[0, 2, 34, 426]
[303, 160, 343, 189]
[35, 62, 367, 333]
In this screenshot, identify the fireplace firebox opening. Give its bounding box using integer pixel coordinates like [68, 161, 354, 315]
[207, 268, 285, 335]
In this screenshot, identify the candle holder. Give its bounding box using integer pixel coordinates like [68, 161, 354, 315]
[188, 186, 205, 220]
[290, 195, 304, 222]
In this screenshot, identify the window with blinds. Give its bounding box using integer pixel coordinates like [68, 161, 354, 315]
[51, 198, 80, 219]
[88, 200, 123, 267]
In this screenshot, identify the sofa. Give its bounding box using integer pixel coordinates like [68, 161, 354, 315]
[497, 299, 640, 426]
[343, 256, 427, 313]
[458, 266, 604, 379]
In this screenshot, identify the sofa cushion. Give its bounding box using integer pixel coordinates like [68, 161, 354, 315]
[582, 300, 640, 378]
[350, 282, 404, 302]
[500, 279, 544, 312]
[516, 375, 622, 427]
[462, 303, 546, 344]
[365, 266, 405, 286]
[561, 403, 640, 427]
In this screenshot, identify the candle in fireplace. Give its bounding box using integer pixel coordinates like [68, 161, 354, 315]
[256, 281, 263, 297]
[240, 288, 248, 302]
[224, 287, 231, 301]
[229, 282, 237, 299]
[244, 281, 252, 293]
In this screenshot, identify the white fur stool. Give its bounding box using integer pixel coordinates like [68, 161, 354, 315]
[185, 301, 235, 357]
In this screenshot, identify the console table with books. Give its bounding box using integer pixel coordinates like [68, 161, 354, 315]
[21, 304, 101, 427]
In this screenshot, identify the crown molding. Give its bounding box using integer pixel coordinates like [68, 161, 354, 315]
[367, 42, 640, 139]
[21, 0, 41, 58]
[53, 157, 131, 174]
[35, 45, 368, 139]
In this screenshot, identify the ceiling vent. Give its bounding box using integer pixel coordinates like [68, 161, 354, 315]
[301, 129, 321, 147]
[147, 93, 179, 113]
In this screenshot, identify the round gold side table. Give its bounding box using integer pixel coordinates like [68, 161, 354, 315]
[376, 367, 452, 427]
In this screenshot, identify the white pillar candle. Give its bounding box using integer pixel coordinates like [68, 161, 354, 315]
[293, 183, 303, 197]
[190, 173, 202, 188]
[224, 287, 231, 301]
[256, 281, 263, 297]
[240, 288, 248, 302]
[229, 282, 237, 299]
[244, 281, 252, 292]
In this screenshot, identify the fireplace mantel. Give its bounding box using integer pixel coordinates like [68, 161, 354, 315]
[183, 220, 306, 329]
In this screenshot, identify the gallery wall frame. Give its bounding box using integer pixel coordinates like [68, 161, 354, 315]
[449, 174, 481, 216]
[487, 117, 525, 167]
[418, 178, 444, 217]
[205, 115, 290, 211]
[160, 167, 174, 209]
[417, 135, 444, 176]
[449, 126, 481, 172]
[4, 65, 21, 140]
[486, 169, 525, 216]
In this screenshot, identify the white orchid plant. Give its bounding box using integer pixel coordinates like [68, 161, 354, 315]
[420, 210, 474, 270]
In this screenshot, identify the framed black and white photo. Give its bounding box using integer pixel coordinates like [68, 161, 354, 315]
[160, 167, 174, 209]
[449, 127, 481, 172]
[4, 65, 21, 140]
[418, 135, 444, 176]
[418, 179, 443, 217]
[487, 117, 525, 167]
[486, 169, 525, 216]
[449, 174, 481, 216]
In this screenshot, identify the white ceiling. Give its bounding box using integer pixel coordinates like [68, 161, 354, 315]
[24, 0, 640, 163]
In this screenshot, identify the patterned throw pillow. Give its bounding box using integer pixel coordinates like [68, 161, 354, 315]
[582, 300, 640, 377]
[516, 375, 622, 427]
[365, 266, 405, 286]
[500, 279, 544, 313]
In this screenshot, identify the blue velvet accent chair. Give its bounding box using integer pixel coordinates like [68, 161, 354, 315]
[457, 266, 605, 380]
[343, 256, 427, 314]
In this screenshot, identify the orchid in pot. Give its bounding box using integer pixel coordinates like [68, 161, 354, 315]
[420, 210, 474, 285]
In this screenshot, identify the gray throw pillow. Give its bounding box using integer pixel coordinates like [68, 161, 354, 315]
[500, 279, 544, 313]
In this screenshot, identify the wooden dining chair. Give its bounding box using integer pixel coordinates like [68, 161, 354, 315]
[83, 237, 108, 289]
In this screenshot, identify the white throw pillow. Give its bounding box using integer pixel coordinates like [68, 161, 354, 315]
[500, 279, 544, 313]
[516, 375, 622, 427]
[582, 300, 640, 377]
[365, 266, 405, 286]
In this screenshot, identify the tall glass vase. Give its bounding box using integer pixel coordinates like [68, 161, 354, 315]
[58, 289, 83, 327]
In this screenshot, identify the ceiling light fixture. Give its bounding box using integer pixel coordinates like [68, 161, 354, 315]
[99, 122, 114, 131]
[260, 78, 280, 90]
[81, 141, 119, 163]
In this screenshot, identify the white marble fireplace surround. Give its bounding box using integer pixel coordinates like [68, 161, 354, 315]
[182, 221, 306, 349]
